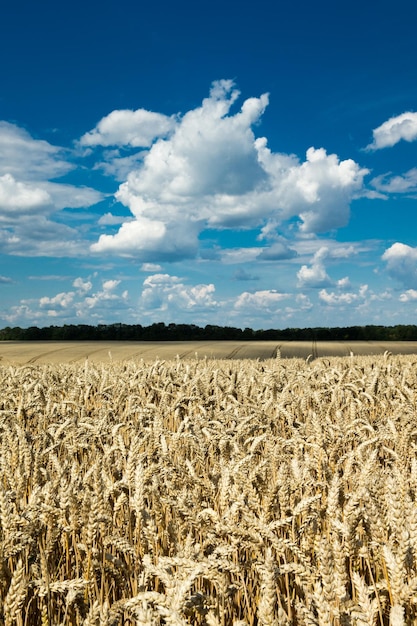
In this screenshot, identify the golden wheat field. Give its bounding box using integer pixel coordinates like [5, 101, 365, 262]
[1, 340, 417, 364]
[1, 352, 417, 625]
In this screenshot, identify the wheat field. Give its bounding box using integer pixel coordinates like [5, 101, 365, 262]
[1, 352, 417, 625]
[1, 340, 417, 364]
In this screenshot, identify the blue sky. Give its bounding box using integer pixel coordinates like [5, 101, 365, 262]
[1, 0, 417, 330]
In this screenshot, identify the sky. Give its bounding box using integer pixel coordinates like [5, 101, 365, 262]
[1, 0, 417, 330]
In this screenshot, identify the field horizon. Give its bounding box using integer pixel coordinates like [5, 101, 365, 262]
[0, 339, 417, 364]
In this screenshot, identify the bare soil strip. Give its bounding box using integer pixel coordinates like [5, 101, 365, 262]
[1, 339, 417, 364]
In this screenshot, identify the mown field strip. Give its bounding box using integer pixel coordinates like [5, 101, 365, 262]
[1, 339, 417, 363]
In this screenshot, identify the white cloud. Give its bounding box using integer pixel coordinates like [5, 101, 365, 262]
[0, 121, 104, 256]
[40, 291, 75, 309]
[39, 182, 104, 210]
[140, 273, 217, 312]
[292, 237, 368, 261]
[337, 276, 351, 289]
[94, 150, 149, 181]
[98, 212, 130, 226]
[91, 215, 199, 260]
[256, 143, 368, 233]
[0, 173, 51, 212]
[382, 242, 417, 288]
[0, 217, 86, 256]
[319, 289, 358, 305]
[399, 289, 417, 302]
[371, 168, 417, 194]
[73, 277, 92, 293]
[297, 247, 332, 288]
[102, 279, 120, 291]
[319, 284, 368, 306]
[6, 276, 132, 325]
[80, 108, 176, 147]
[220, 248, 263, 265]
[0, 121, 72, 180]
[87, 81, 367, 260]
[234, 290, 289, 312]
[366, 112, 417, 150]
[141, 263, 162, 272]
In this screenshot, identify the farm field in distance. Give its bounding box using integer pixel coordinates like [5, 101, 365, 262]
[1, 339, 417, 364]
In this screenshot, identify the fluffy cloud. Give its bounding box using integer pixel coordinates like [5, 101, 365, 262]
[366, 112, 417, 150]
[140, 274, 217, 314]
[399, 289, 417, 302]
[257, 144, 367, 233]
[319, 285, 368, 306]
[73, 277, 93, 293]
[6, 276, 130, 325]
[234, 290, 289, 312]
[337, 276, 351, 289]
[297, 247, 332, 288]
[0, 174, 51, 213]
[80, 109, 176, 147]
[40, 291, 75, 309]
[91, 215, 199, 260]
[89, 81, 368, 260]
[382, 242, 417, 288]
[0, 121, 104, 256]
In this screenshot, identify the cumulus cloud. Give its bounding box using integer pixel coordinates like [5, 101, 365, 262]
[0, 174, 51, 213]
[319, 284, 368, 306]
[91, 216, 199, 260]
[366, 112, 417, 150]
[234, 290, 289, 312]
[73, 277, 93, 293]
[80, 109, 176, 147]
[257, 144, 368, 233]
[382, 242, 417, 288]
[89, 81, 367, 260]
[7, 276, 131, 326]
[399, 289, 417, 302]
[337, 276, 351, 289]
[140, 274, 217, 312]
[40, 291, 75, 309]
[297, 247, 332, 288]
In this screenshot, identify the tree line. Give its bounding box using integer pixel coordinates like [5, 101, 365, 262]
[1, 322, 417, 341]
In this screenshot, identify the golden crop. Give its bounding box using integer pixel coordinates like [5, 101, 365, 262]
[1, 353, 417, 625]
